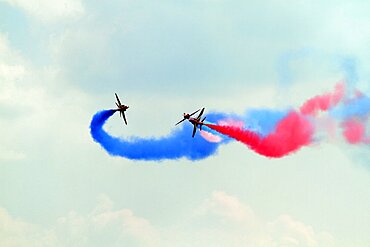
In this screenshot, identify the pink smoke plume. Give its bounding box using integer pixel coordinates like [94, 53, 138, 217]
[342, 119, 366, 144]
[200, 131, 223, 143]
[300, 83, 345, 115]
[206, 112, 313, 158]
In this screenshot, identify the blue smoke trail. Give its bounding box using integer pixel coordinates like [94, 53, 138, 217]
[330, 95, 370, 120]
[90, 110, 224, 161]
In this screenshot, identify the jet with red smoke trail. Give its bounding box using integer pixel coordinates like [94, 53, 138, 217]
[114, 93, 129, 125]
[176, 107, 207, 137]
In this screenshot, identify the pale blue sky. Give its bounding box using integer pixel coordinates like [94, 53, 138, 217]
[0, 1, 369, 247]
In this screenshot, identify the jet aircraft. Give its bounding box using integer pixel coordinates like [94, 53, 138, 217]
[114, 93, 129, 125]
[175, 108, 207, 137]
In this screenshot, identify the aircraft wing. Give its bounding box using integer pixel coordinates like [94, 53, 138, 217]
[192, 124, 197, 138]
[200, 116, 206, 130]
[122, 111, 128, 125]
[197, 108, 205, 120]
[189, 109, 200, 117]
[115, 93, 122, 106]
[175, 118, 186, 126]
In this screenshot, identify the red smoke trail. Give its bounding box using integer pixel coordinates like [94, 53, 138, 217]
[300, 83, 345, 115]
[206, 112, 313, 158]
[299, 83, 370, 145]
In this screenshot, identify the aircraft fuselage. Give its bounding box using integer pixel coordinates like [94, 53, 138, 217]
[189, 118, 203, 126]
[116, 104, 129, 111]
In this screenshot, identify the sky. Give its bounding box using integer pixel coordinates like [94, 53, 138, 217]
[0, 0, 370, 246]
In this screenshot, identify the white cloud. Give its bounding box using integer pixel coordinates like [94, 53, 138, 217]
[191, 191, 334, 247]
[0, 197, 159, 247]
[0, 63, 26, 81]
[196, 190, 256, 223]
[0, 32, 97, 166]
[0, 208, 59, 247]
[0, 192, 334, 247]
[50, 195, 159, 247]
[0, 35, 27, 82]
[3, 0, 85, 22]
[267, 214, 334, 247]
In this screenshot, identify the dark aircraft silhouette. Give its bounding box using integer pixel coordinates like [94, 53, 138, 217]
[114, 93, 129, 125]
[175, 108, 207, 137]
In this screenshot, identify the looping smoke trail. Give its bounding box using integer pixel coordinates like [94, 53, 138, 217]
[90, 83, 370, 161]
[90, 110, 225, 161]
